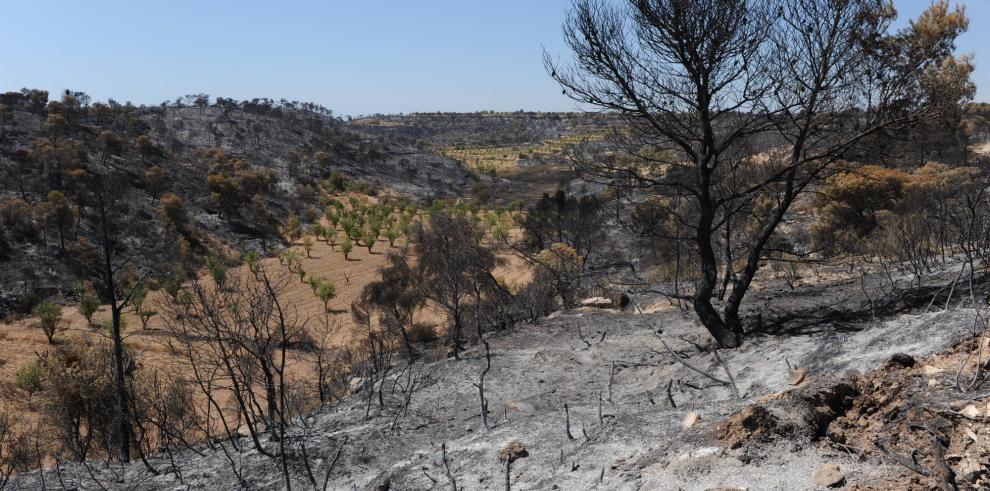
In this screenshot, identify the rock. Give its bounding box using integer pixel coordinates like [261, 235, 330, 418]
[504, 400, 536, 416]
[683, 411, 701, 429]
[923, 365, 945, 375]
[812, 463, 845, 488]
[884, 353, 916, 369]
[788, 367, 807, 386]
[960, 456, 983, 482]
[497, 441, 528, 463]
[347, 377, 365, 395]
[674, 446, 721, 460]
[581, 297, 613, 309]
[961, 404, 982, 419]
[966, 428, 979, 443]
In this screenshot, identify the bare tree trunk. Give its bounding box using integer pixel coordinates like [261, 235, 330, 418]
[111, 304, 131, 463]
[694, 194, 741, 348]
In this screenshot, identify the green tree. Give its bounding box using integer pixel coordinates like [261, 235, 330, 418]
[283, 214, 302, 243]
[383, 227, 399, 247]
[362, 227, 377, 253]
[316, 281, 336, 313]
[302, 236, 314, 258]
[78, 288, 100, 328]
[341, 238, 353, 260]
[33, 300, 62, 344]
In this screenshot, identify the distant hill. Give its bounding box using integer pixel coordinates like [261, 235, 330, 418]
[349, 111, 622, 147]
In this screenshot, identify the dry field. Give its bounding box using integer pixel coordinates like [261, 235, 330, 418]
[0, 229, 395, 414]
[438, 133, 602, 175]
[0, 218, 535, 422]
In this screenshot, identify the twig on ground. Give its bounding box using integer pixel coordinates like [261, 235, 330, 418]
[666, 380, 676, 408]
[654, 337, 731, 386]
[564, 404, 575, 440]
[607, 361, 615, 403]
[712, 347, 741, 399]
[874, 440, 929, 477]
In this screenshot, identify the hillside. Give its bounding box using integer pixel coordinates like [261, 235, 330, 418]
[0, 91, 474, 318]
[349, 111, 620, 147]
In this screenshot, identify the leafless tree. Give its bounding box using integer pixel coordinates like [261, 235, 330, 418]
[161, 264, 309, 489]
[74, 171, 163, 462]
[548, 0, 973, 346]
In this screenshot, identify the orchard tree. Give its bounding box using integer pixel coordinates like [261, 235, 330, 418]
[549, 0, 973, 347]
[341, 238, 353, 260]
[33, 300, 62, 344]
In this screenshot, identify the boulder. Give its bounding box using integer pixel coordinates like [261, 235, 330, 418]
[811, 463, 844, 488]
[961, 404, 982, 419]
[347, 377, 366, 395]
[788, 367, 807, 386]
[581, 297, 613, 309]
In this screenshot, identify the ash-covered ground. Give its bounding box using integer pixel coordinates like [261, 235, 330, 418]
[9, 265, 986, 490]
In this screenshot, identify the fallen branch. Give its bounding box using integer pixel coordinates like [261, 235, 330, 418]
[712, 347, 741, 399]
[874, 440, 929, 477]
[655, 337, 731, 387]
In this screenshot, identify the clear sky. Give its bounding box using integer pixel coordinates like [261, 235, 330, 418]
[0, 1, 985, 116]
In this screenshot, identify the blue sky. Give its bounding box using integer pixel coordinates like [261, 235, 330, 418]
[0, 1, 985, 116]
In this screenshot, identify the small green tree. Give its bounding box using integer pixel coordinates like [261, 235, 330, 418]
[383, 227, 399, 247]
[14, 361, 42, 395]
[33, 300, 62, 344]
[78, 290, 100, 328]
[131, 286, 156, 330]
[363, 227, 378, 254]
[302, 236, 314, 258]
[311, 223, 326, 241]
[326, 227, 338, 250]
[316, 281, 336, 313]
[341, 238, 353, 260]
[244, 250, 262, 275]
[283, 214, 302, 243]
[205, 255, 227, 287]
[324, 208, 339, 228]
[308, 275, 324, 293]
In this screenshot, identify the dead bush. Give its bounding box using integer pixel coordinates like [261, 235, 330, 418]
[407, 323, 438, 344]
[35, 341, 120, 462]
